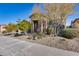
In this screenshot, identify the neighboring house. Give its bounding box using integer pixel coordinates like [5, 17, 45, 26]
[0, 24, 6, 33]
[71, 18, 79, 28]
[29, 4, 48, 33]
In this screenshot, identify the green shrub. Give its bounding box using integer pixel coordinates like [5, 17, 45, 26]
[46, 28, 53, 35]
[59, 29, 77, 39]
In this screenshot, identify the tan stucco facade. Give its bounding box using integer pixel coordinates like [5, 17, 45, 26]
[71, 19, 79, 28]
[0, 25, 6, 33]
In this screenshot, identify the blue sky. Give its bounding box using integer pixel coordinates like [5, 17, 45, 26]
[66, 3, 79, 26]
[0, 3, 34, 24]
[0, 3, 79, 26]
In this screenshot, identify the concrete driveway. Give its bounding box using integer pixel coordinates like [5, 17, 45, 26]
[0, 36, 79, 56]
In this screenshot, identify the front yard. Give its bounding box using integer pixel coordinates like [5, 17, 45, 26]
[5, 34, 79, 53]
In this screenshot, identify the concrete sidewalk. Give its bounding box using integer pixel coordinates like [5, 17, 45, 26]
[0, 36, 79, 56]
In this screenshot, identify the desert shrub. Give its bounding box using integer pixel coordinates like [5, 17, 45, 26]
[46, 28, 53, 35]
[2, 31, 7, 34]
[59, 29, 77, 39]
[14, 33, 22, 37]
[71, 29, 79, 37]
[36, 32, 45, 39]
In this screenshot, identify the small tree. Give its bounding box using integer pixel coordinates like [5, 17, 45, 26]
[5, 23, 17, 33]
[17, 20, 32, 33]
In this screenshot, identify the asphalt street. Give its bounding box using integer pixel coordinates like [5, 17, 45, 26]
[0, 36, 79, 56]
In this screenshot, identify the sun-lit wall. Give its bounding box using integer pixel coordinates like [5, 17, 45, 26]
[0, 25, 6, 33]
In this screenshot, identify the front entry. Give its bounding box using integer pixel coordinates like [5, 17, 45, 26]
[33, 21, 38, 32]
